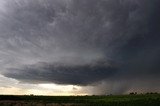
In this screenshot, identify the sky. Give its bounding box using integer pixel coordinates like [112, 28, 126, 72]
[0, 0, 160, 95]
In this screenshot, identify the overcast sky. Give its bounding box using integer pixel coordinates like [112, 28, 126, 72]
[0, 0, 160, 95]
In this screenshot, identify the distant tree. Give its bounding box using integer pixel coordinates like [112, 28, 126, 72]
[154, 92, 158, 94]
[129, 92, 135, 95]
[129, 92, 137, 95]
[135, 92, 137, 95]
[30, 94, 34, 96]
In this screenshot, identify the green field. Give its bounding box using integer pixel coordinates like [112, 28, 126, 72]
[0, 94, 160, 106]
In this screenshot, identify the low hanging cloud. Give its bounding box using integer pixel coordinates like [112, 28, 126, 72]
[5, 61, 118, 85]
[0, 0, 160, 94]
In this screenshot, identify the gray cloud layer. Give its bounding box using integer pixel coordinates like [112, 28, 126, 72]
[5, 61, 118, 85]
[0, 0, 160, 94]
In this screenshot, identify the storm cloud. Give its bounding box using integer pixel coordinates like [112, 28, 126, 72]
[0, 0, 160, 94]
[5, 61, 118, 85]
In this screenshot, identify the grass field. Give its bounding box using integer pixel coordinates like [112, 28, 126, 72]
[0, 94, 160, 106]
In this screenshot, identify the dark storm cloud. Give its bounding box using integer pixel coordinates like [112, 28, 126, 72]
[5, 61, 118, 85]
[0, 0, 160, 94]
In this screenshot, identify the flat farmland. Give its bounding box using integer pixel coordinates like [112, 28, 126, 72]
[0, 94, 160, 106]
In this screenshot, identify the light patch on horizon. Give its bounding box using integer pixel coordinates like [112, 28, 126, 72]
[0, 76, 87, 95]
